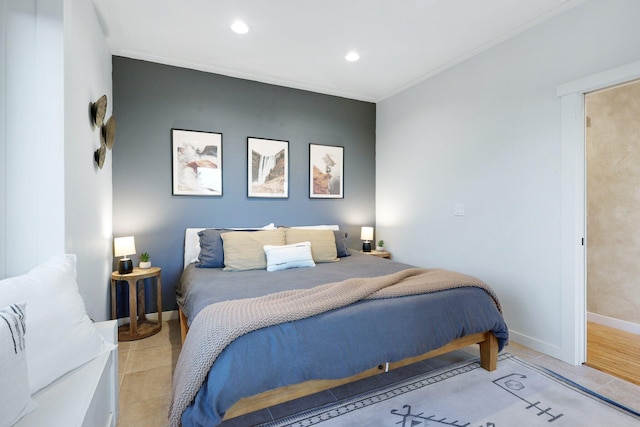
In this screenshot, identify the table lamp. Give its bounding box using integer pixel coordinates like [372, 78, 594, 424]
[114, 236, 136, 274]
[361, 226, 374, 252]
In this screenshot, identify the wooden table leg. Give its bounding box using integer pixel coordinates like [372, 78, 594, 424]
[137, 278, 147, 322]
[157, 274, 162, 325]
[110, 279, 117, 320]
[128, 278, 138, 338]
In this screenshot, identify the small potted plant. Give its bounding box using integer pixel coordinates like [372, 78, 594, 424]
[376, 240, 385, 251]
[139, 252, 151, 269]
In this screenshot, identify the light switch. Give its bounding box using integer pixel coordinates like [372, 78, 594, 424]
[454, 203, 465, 216]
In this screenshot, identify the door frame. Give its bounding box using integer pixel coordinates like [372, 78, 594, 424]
[558, 60, 640, 365]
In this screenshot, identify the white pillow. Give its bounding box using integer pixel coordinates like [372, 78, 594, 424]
[0, 254, 110, 393]
[0, 302, 36, 425]
[290, 225, 340, 230]
[263, 242, 316, 272]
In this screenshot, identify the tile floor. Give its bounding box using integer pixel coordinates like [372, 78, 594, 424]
[116, 318, 182, 427]
[116, 319, 640, 426]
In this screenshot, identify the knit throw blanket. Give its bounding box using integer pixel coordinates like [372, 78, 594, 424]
[168, 267, 501, 426]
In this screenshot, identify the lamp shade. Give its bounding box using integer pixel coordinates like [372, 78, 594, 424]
[360, 226, 374, 241]
[114, 236, 136, 258]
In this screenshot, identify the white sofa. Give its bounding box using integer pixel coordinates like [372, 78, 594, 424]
[0, 255, 120, 426]
[15, 320, 119, 427]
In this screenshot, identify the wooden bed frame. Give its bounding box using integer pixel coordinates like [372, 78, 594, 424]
[177, 307, 499, 420]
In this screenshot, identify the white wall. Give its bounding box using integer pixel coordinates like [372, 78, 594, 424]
[1, 0, 113, 321]
[376, 0, 640, 363]
[64, 0, 113, 320]
[3, 0, 66, 275]
[0, 0, 6, 279]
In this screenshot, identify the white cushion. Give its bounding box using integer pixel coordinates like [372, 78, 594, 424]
[0, 302, 36, 425]
[0, 254, 109, 394]
[263, 242, 316, 272]
[290, 225, 340, 230]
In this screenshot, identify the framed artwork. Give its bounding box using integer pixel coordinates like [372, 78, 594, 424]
[309, 143, 344, 198]
[247, 137, 289, 198]
[172, 128, 223, 196]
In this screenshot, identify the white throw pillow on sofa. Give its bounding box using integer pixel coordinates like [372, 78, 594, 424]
[0, 254, 109, 394]
[0, 302, 37, 425]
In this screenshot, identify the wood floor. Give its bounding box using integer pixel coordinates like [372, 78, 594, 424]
[586, 321, 640, 386]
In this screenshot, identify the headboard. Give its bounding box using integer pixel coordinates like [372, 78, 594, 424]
[184, 228, 207, 269]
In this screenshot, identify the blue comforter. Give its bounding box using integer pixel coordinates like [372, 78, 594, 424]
[177, 253, 509, 426]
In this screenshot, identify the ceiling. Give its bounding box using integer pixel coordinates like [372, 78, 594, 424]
[93, 0, 584, 102]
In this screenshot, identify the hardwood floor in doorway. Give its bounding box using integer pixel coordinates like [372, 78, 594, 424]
[586, 321, 640, 386]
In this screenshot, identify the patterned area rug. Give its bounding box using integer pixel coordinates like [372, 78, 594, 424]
[260, 353, 640, 426]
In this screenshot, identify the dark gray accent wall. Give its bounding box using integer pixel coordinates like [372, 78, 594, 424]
[112, 57, 376, 311]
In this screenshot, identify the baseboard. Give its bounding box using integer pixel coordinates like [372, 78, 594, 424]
[146, 309, 179, 321]
[588, 312, 640, 336]
[507, 330, 566, 362]
[115, 310, 179, 326]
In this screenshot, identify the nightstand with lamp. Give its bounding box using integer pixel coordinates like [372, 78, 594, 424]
[359, 226, 391, 259]
[111, 236, 162, 341]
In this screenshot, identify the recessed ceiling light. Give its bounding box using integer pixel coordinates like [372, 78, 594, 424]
[231, 20, 250, 34]
[345, 51, 360, 62]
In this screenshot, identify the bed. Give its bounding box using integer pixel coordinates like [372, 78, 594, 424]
[170, 227, 509, 427]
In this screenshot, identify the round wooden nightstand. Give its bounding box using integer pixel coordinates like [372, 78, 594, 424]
[360, 250, 391, 259]
[111, 267, 162, 341]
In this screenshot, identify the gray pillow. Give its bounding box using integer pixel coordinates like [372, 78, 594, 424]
[334, 230, 351, 257]
[197, 229, 226, 268]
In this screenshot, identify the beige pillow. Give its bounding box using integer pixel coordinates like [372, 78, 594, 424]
[221, 229, 286, 271]
[285, 228, 338, 263]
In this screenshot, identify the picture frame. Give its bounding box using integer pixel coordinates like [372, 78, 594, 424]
[172, 128, 223, 196]
[309, 143, 344, 198]
[247, 137, 289, 198]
